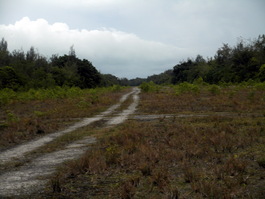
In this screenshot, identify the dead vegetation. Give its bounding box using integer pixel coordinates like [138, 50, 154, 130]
[35, 85, 265, 199]
[0, 87, 129, 151]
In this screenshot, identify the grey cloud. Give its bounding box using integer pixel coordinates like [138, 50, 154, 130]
[0, 0, 264, 78]
[0, 17, 188, 78]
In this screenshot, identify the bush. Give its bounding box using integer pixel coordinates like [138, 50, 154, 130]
[208, 85, 221, 95]
[140, 81, 159, 92]
[0, 88, 16, 106]
[254, 82, 265, 90]
[193, 77, 208, 86]
[175, 82, 200, 95]
[110, 85, 122, 92]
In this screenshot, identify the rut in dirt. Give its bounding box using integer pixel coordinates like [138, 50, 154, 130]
[0, 88, 138, 164]
[0, 87, 140, 197]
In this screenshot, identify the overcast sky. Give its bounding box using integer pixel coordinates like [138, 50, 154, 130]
[0, 0, 264, 78]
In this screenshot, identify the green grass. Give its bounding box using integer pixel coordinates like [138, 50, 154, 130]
[0, 86, 125, 106]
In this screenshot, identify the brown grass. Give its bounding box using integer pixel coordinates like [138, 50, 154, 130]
[42, 117, 264, 198]
[139, 86, 265, 114]
[33, 85, 265, 199]
[0, 88, 129, 151]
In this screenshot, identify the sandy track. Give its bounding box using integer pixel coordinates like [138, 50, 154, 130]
[0, 88, 137, 164]
[0, 87, 140, 197]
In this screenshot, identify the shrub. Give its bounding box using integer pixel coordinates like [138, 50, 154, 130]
[110, 85, 122, 92]
[208, 84, 221, 95]
[254, 82, 265, 90]
[140, 81, 158, 92]
[0, 88, 16, 106]
[193, 77, 208, 86]
[175, 82, 200, 95]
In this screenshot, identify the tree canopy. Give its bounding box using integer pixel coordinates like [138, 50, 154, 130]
[1, 35, 264, 90]
[0, 40, 102, 90]
[172, 35, 265, 84]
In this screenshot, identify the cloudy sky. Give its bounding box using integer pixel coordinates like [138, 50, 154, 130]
[0, 0, 264, 78]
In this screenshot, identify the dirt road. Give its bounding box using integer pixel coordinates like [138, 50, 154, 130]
[0, 87, 140, 197]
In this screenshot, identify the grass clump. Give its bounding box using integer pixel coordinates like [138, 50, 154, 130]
[140, 81, 160, 93]
[208, 84, 221, 95]
[175, 82, 200, 95]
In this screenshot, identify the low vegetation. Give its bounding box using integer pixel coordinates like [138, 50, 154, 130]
[1, 34, 264, 198]
[0, 86, 127, 150]
[36, 83, 265, 198]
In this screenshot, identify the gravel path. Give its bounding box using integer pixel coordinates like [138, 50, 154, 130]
[0, 87, 140, 197]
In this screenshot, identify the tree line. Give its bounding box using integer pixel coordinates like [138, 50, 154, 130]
[144, 35, 265, 85]
[1, 35, 265, 90]
[173, 35, 265, 84]
[0, 39, 121, 90]
[111, 35, 265, 86]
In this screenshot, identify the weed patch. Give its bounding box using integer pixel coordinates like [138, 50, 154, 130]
[0, 86, 128, 150]
[41, 114, 265, 198]
[28, 85, 265, 198]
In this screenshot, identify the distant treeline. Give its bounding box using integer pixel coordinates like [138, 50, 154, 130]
[134, 35, 265, 85]
[0, 39, 126, 90]
[1, 35, 265, 90]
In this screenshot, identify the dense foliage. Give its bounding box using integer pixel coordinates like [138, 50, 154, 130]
[0, 39, 102, 90]
[136, 35, 265, 86]
[172, 35, 265, 84]
[1, 35, 264, 89]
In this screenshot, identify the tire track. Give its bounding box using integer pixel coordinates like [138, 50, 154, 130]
[0, 87, 140, 197]
[0, 88, 136, 165]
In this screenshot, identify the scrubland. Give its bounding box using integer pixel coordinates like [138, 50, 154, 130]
[35, 83, 265, 199]
[0, 86, 126, 151]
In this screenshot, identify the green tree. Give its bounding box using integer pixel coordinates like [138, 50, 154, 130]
[172, 59, 194, 84]
[77, 59, 101, 88]
[258, 64, 265, 81]
[26, 46, 38, 62]
[0, 38, 9, 67]
[0, 66, 23, 90]
[101, 74, 120, 86]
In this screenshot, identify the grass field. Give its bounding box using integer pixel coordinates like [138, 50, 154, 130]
[33, 83, 265, 199]
[0, 86, 128, 151]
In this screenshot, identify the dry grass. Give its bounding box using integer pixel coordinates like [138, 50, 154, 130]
[139, 85, 265, 114]
[34, 85, 265, 199]
[41, 117, 264, 198]
[0, 88, 129, 151]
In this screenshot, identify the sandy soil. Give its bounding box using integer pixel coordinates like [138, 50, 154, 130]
[0, 87, 140, 197]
